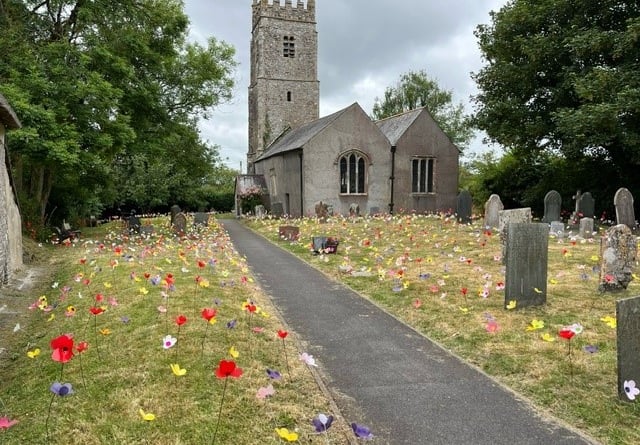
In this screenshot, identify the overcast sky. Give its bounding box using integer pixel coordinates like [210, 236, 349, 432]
[183, 0, 508, 171]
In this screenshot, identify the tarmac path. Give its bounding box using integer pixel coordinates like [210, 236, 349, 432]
[221, 219, 599, 445]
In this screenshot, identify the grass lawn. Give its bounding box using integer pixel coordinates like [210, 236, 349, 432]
[246, 213, 640, 445]
[0, 218, 353, 444]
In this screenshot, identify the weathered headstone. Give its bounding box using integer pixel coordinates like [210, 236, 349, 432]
[504, 223, 548, 308]
[543, 190, 562, 223]
[550, 221, 565, 238]
[127, 213, 141, 234]
[599, 224, 637, 292]
[456, 190, 473, 224]
[172, 212, 187, 236]
[170, 205, 181, 226]
[312, 236, 339, 254]
[616, 295, 640, 402]
[369, 206, 380, 216]
[498, 208, 532, 260]
[484, 194, 503, 228]
[578, 192, 595, 218]
[193, 212, 209, 227]
[615, 188, 636, 229]
[579, 217, 594, 238]
[255, 205, 266, 218]
[140, 225, 154, 236]
[315, 201, 329, 223]
[279, 225, 300, 241]
[349, 203, 360, 217]
[271, 202, 284, 217]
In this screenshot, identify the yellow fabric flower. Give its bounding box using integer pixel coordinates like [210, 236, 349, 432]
[229, 346, 239, 359]
[275, 428, 298, 442]
[506, 300, 517, 310]
[27, 348, 41, 358]
[170, 363, 187, 376]
[526, 319, 545, 331]
[541, 333, 555, 342]
[139, 409, 155, 421]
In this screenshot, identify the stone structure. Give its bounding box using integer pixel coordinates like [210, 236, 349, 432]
[0, 93, 23, 285]
[278, 225, 300, 241]
[456, 190, 472, 224]
[504, 223, 548, 308]
[246, 1, 459, 217]
[172, 213, 187, 236]
[578, 192, 595, 219]
[248, 0, 319, 173]
[549, 221, 565, 238]
[498, 208, 532, 262]
[542, 190, 561, 223]
[616, 296, 640, 402]
[483, 194, 503, 228]
[599, 224, 637, 292]
[614, 187, 636, 229]
[579, 217, 594, 238]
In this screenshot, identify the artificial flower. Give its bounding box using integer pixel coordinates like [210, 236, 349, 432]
[100, 328, 111, 336]
[601, 316, 616, 328]
[76, 341, 88, 353]
[175, 314, 187, 326]
[558, 328, 575, 340]
[229, 346, 239, 359]
[139, 408, 155, 421]
[170, 363, 187, 376]
[541, 333, 555, 342]
[0, 416, 18, 430]
[162, 335, 177, 349]
[277, 330, 288, 339]
[215, 360, 243, 378]
[50, 382, 74, 396]
[256, 384, 275, 399]
[50, 334, 74, 363]
[312, 413, 334, 433]
[201, 308, 217, 322]
[505, 300, 516, 310]
[27, 348, 41, 358]
[526, 319, 545, 331]
[266, 369, 281, 379]
[89, 306, 104, 315]
[275, 428, 298, 442]
[299, 352, 317, 367]
[623, 380, 640, 401]
[351, 422, 373, 440]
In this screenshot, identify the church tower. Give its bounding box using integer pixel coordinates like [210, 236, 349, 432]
[247, 0, 319, 173]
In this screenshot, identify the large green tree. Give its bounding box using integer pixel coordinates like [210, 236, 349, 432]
[372, 70, 474, 149]
[473, 0, 640, 204]
[0, 0, 236, 226]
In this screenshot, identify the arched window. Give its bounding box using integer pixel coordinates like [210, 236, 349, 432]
[339, 151, 367, 194]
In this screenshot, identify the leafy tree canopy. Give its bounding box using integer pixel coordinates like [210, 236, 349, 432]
[372, 69, 474, 149]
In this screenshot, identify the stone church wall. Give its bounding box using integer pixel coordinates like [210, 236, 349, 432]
[0, 122, 23, 285]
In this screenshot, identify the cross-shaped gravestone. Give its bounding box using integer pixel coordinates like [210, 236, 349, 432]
[616, 295, 640, 402]
[504, 223, 548, 308]
[615, 187, 636, 229]
[542, 190, 562, 223]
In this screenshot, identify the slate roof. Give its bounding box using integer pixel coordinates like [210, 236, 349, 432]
[0, 93, 21, 130]
[255, 103, 357, 162]
[375, 108, 423, 146]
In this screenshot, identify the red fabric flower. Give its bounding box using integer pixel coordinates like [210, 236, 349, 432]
[461, 287, 468, 296]
[246, 304, 257, 313]
[144, 272, 151, 279]
[215, 360, 243, 378]
[277, 330, 288, 339]
[197, 260, 206, 269]
[176, 314, 187, 326]
[201, 308, 217, 322]
[76, 341, 88, 353]
[558, 329, 575, 340]
[165, 274, 175, 285]
[95, 293, 104, 302]
[50, 334, 74, 363]
[90, 306, 104, 315]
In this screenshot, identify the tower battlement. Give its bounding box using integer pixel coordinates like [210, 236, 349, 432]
[252, 0, 315, 27]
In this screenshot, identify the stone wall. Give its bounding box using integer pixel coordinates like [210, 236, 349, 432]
[0, 121, 23, 285]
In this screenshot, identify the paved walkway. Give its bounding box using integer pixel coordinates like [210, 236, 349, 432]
[221, 220, 599, 445]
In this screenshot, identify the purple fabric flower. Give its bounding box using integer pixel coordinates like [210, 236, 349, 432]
[312, 413, 334, 432]
[226, 319, 237, 329]
[50, 382, 74, 397]
[583, 344, 599, 354]
[351, 422, 373, 440]
[150, 275, 161, 286]
[266, 369, 281, 379]
[120, 316, 130, 324]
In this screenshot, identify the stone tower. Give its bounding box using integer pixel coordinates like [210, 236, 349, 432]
[247, 0, 319, 173]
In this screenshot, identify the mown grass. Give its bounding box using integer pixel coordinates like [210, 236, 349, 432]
[247, 213, 640, 445]
[0, 218, 353, 444]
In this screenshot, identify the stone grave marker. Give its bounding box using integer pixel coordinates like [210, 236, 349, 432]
[140, 225, 154, 236]
[498, 208, 532, 260]
[172, 212, 187, 236]
[484, 194, 503, 228]
[549, 221, 565, 238]
[271, 202, 284, 217]
[456, 190, 473, 224]
[599, 224, 637, 292]
[543, 190, 562, 223]
[579, 217, 594, 238]
[170, 205, 181, 226]
[578, 192, 595, 218]
[255, 205, 266, 218]
[315, 201, 329, 223]
[369, 206, 380, 216]
[193, 212, 209, 227]
[349, 203, 360, 217]
[279, 225, 300, 241]
[616, 295, 640, 402]
[504, 223, 548, 308]
[127, 213, 141, 234]
[615, 187, 636, 229]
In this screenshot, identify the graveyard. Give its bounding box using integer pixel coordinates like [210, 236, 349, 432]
[247, 208, 640, 445]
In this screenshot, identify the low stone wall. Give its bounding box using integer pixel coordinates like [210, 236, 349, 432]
[0, 123, 23, 285]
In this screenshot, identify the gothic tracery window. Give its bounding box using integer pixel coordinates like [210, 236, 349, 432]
[339, 152, 367, 194]
[283, 36, 295, 58]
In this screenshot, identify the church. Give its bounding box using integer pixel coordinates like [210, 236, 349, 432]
[237, 0, 460, 217]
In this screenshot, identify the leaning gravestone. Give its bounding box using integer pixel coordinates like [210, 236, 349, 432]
[578, 192, 596, 218]
[599, 224, 637, 292]
[484, 194, 503, 228]
[193, 212, 209, 227]
[504, 223, 548, 308]
[543, 190, 562, 223]
[616, 295, 640, 402]
[172, 212, 187, 236]
[369, 206, 380, 216]
[580, 217, 594, 239]
[615, 188, 636, 229]
[550, 221, 565, 238]
[255, 205, 266, 218]
[456, 190, 473, 224]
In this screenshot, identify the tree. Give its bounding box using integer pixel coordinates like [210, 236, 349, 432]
[372, 70, 474, 149]
[473, 0, 640, 203]
[0, 0, 236, 226]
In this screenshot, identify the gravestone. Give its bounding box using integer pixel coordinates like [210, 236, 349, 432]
[312, 236, 339, 254]
[578, 192, 595, 218]
[349, 203, 360, 217]
[616, 295, 640, 402]
[172, 212, 187, 236]
[549, 221, 565, 238]
[579, 217, 594, 238]
[456, 190, 473, 224]
[315, 201, 329, 223]
[543, 190, 562, 223]
[271, 202, 284, 217]
[255, 205, 266, 218]
[369, 206, 380, 216]
[484, 194, 503, 228]
[126, 213, 141, 234]
[504, 223, 548, 308]
[193, 212, 209, 227]
[140, 225, 154, 236]
[599, 224, 637, 292]
[498, 208, 532, 260]
[170, 205, 181, 226]
[279, 225, 300, 241]
[615, 188, 636, 229]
